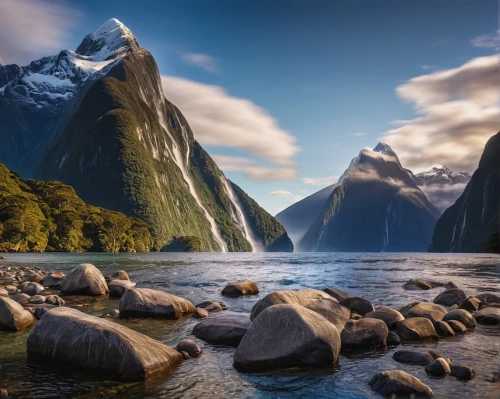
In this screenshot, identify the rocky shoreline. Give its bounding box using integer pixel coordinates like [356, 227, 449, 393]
[1, 264, 499, 398]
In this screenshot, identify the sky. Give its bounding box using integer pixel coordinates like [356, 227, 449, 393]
[0, 0, 499, 214]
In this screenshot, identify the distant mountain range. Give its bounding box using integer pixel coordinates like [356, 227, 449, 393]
[0, 19, 292, 252]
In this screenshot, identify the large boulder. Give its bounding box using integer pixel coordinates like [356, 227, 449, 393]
[340, 296, 374, 316]
[234, 304, 341, 370]
[27, 307, 182, 380]
[443, 309, 476, 328]
[475, 307, 500, 325]
[369, 370, 434, 398]
[119, 288, 196, 319]
[108, 280, 136, 298]
[323, 287, 349, 302]
[0, 296, 36, 331]
[221, 281, 258, 297]
[401, 302, 447, 322]
[193, 312, 250, 346]
[433, 288, 467, 307]
[21, 282, 44, 296]
[394, 317, 439, 343]
[340, 318, 388, 349]
[365, 306, 404, 328]
[425, 358, 451, 376]
[393, 350, 435, 365]
[60, 264, 108, 296]
[251, 289, 350, 332]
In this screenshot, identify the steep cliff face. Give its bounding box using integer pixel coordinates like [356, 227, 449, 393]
[298, 144, 440, 252]
[1, 19, 292, 252]
[429, 132, 500, 253]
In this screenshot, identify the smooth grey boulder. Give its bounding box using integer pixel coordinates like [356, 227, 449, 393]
[251, 289, 350, 332]
[28, 295, 45, 304]
[386, 331, 401, 346]
[193, 312, 250, 346]
[365, 306, 404, 328]
[45, 295, 65, 306]
[340, 318, 388, 349]
[394, 317, 439, 342]
[21, 282, 44, 296]
[401, 301, 447, 322]
[119, 288, 196, 319]
[475, 307, 500, 325]
[369, 370, 434, 397]
[443, 309, 476, 328]
[450, 364, 475, 380]
[108, 280, 136, 298]
[447, 320, 467, 333]
[425, 358, 451, 376]
[41, 272, 64, 287]
[195, 300, 227, 312]
[340, 296, 374, 316]
[323, 287, 348, 302]
[234, 304, 341, 370]
[176, 339, 202, 358]
[111, 270, 130, 281]
[459, 297, 482, 312]
[60, 264, 108, 296]
[433, 288, 467, 307]
[393, 350, 435, 365]
[0, 296, 36, 331]
[475, 293, 500, 303]
[434, 320, 455, 337]
[221, 281, 259, 297]
[27, 307, 183, 380]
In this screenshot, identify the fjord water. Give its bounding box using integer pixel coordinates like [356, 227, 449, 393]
[0, 253, 499, 398]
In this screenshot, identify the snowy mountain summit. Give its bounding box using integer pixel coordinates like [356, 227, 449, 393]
[373, 142, 397, 157]
[413, 165, 471, 186]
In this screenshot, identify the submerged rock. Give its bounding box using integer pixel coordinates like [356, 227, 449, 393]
[323, 287, 349, 302]
[401, 301, 447, 322]
[60, 264, 108, 296]
[394, 317, 439, 342]
[340, 318, 388, 349]
[393, 350, 435, 365]
[433, 288, 467, 307]
[365, 306, 404, 329]
[425, 358, 451, 376]
[193, 312, 251, 346]
[119, 288, 196, 319]
[475, 307, 500, 325]
[369, 370, 434, 397]
[176, 339, 202, 358]
[443, 309, 476, 328]
[221, 281, 259, 297]
[0, 296, 36, 331]
[27, 307, 183, 380]
[340, 296, 374, 316]
[404, 279, 433, 290]
[234, 304, 341, 370]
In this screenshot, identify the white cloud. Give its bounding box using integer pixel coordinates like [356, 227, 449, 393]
[421, 65, 437, 71]
[419, 183, 468, 213]
[181, 53, 218, 73]
[382, 55, 500, 172]
[471, 31, 500, 50]
[213, 155, 298, 182]
[270, 190, 294, 198]
[352, 132, 366, 137]
[302, 176, 338, 186]
[0, 0, 81, 65]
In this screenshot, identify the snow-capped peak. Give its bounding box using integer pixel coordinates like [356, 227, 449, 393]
[373, 142, 397, 157]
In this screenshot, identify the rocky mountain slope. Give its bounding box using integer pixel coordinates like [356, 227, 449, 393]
[0, 19, 292, 252]
[429, 132, 500, 253]
[409, 166, 471, 186]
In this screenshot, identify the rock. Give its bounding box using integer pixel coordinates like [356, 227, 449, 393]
[195, 300, 227, 312]
[45, 295, 65, 306]
[100, 309, 120, 318]
[0, 389, 7, 399]
[475, 293, 500, 303]
[443, 309, 476, 328]
[194, 308, 209, 319]
[369, 370, 434, 398]
[475, 307, 500, 325]
[340, 318, 388, 349]
[21, 282, 44, 296]
[459, 297, 482, 312]
[0, 288, 7, 297]
[176, 339, 202, 358]
[425, 358, 451, 376]
[450, 364, 475, 380]
[404, 279, 433, 290]
[29, 295, 45, 304]
[433, 288, 467, 307]
[0, 296, 36, 331]
[323, 287, 349, 302]
[180, 351, 190, 359]
[108, 280, 136, 298]
[350, 312, 363, 320]
[434, 320, 455, 337]
[234, 304, 341, 370]
[111, 270, 130, 281]
[386, 331, 401, 346]
[9, 293, 30, 304]
[394, 317, 439, 342]
[488, 372, 500, 383]
[365, 306, 404, 328]
[5, 285, 17, 293]
[401, 301, 447, 322]
[340, 296, 374, 316]
[34, 305, 55, 320]
[193, 312, 251, 346]
[27, 307, 183, 380]
[41, 272, 64, 287]
[27, 273, 43, 283]
[60, 264, 108, 296]
[393, 350, 435, 365]
[221, 281, 259, 297]
[251, 289, 351, 332]
[119, 288, 196, 319]
[426, 350, 441, 360]
[445, 282, 458, 289]
[447, 320, 467, 333]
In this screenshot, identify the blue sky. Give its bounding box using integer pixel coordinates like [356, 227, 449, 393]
[1, 0, 498, 214]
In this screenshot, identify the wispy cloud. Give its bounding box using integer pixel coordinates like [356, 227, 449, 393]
[213, 155, 298, 182]
[302, 176, 338, 186]
[352, 132, 366, 137]
[419, 183, 468, 213]
[471, 31, 500, 50]
[421, 65, 437, 71]
[270, 190, 294, 198]
[433, 38, 450, 47]
[181, 52, 218, 73]
[0, 0, 81, 65]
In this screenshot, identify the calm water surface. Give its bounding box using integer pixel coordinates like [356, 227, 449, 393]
[0, 252, 499, 398]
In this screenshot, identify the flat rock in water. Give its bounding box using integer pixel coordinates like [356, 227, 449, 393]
[193, 311, 251, 346]
[340, 296, 375, 316]
[475, 307, 500, 325]
[393, 350, 435, 365]
[443, 309, 476, 328]
[27, 307, 183, 380]
[340, 318, 388, 349]
[365, 306, 404, 328]
[221, 281, 259, 297]
[425, 358, 451, 376]
[401, 302, 447, 322]
[394, 317, 439, 343]
[433, 288, 467, 307]
[404, 279, 433, 290]
[450, 364, 475, 380]
[0, 296, 36, 331]
[108, 280, 136, 298]
[369, 370, 434, 397]
[195, 301, 227, 312]
[251, 289, 350, 332]
[434, 320, 455, 337]
[60, 264, 108, 296]
[119, 288, 196, 319]
[323, 287, 348, 302]
[234, 304, 341, 370]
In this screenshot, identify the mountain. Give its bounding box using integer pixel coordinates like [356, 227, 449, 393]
[429, 132, 500, 253]
[296, 143, 440, 252]
[411, 166, 471, 186]
[0, 19, 292, 252]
